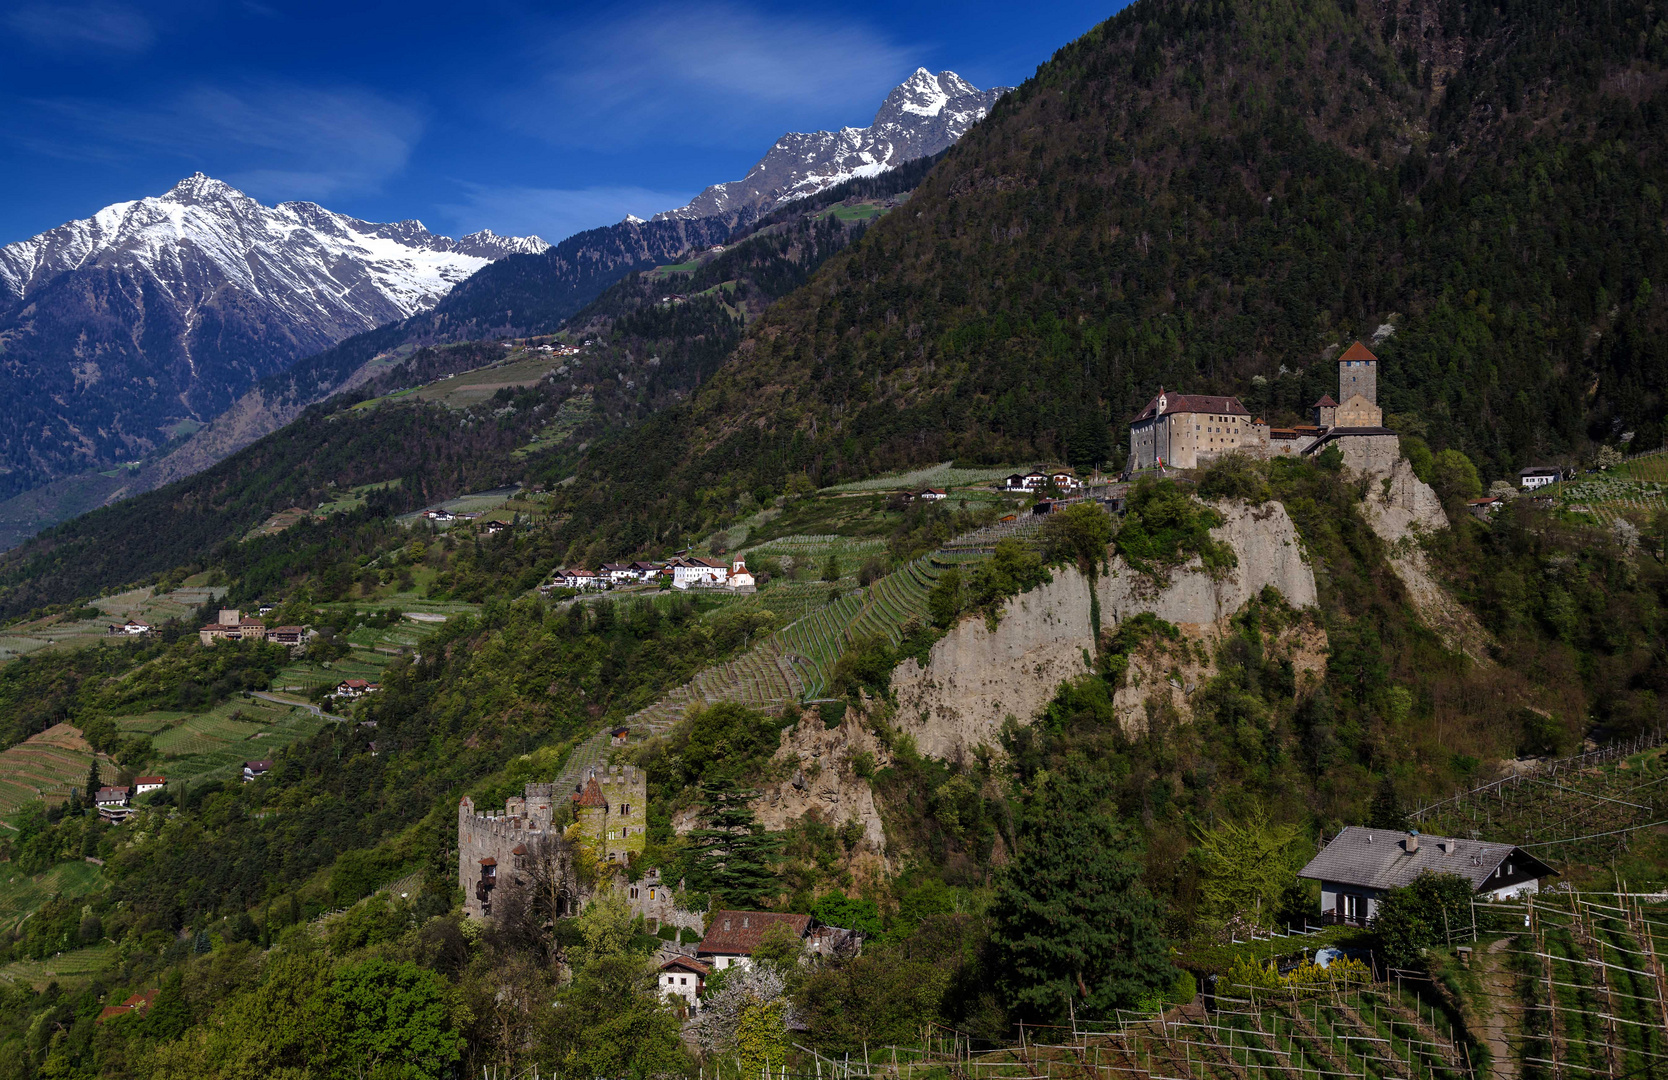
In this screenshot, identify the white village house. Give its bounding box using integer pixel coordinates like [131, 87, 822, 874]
[657, 956, 711, 1012]
[671, 557, 729, 589]
[1299, 827, 1556, 926]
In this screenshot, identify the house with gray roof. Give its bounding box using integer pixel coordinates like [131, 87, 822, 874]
[1299, 827, 1555, 926]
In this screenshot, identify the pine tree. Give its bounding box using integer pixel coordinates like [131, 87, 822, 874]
[990, 767, 1173, 1020]
[687, 781, 783, 908]
[84, 759, 102, 804]
[1368, 777, 1408, 831]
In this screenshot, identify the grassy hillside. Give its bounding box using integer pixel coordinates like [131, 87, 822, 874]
[551, 0, 1668, 555]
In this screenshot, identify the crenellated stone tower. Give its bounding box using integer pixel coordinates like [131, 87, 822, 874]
[570, 762, 647, 867]
[457, 782, 556, 919]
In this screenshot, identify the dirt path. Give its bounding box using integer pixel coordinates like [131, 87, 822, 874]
[1478, 937, 1518, 1080]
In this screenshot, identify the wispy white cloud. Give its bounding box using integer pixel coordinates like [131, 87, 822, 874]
[510, 1, 916, 149]
[440, 183, 696, 244]
[20, 82, 425, 201]
[6, 2, 156, 52]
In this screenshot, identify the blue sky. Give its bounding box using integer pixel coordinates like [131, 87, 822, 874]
[0, 1, 1121, 246]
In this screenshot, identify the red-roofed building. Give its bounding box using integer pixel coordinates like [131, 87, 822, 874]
[1128, 388, 1255, 470]
[1335, 341, 1384, 427]
[696, 910, 813, 971]
[1311, 394, 1339, 428]
[96, 989, 158, 1024]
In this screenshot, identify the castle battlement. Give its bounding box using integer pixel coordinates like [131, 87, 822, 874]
[575, 762, 640, 790]
[461, 761, 646, 919]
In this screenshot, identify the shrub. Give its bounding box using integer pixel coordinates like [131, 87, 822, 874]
[1198, 454, 1272, 504]
[812, 893, 883, 936]
[831, 635, 895, 698]
[1114, 479, 1237, 579]
[1373, 871, 1475, 967]
[927, 569, 962, 629]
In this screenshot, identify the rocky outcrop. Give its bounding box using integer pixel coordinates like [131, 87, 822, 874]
[1354, 454, 1491, 661]
[749, 714, 889, 858]
[892, 500, 1323, 759]
[669, 711, 892, 871]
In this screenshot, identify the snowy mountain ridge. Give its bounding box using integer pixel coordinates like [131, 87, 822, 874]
[0, 174, 547, 326]
[655, 68, 1009, 224]
[0, 175, 547, 502]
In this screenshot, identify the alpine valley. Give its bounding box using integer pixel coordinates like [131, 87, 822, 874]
[0, 68, 1008, 550]
[1, 4, 1667, 1080]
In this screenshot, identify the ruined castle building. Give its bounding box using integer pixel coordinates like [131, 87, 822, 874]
[457, 783, 555, 919]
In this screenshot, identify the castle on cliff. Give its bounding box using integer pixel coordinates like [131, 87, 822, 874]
[457, 761, 647, 919]
[1127, 340, 1394, 472]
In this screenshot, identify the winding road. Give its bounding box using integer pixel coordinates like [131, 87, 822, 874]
[251, 691, 350, 724]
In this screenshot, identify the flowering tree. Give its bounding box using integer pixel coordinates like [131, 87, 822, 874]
[692, 963, 796, 1074]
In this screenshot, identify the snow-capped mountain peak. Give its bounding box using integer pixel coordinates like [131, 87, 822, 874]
[0, 176, 553, 500]
[655, 69, 1010, 225]
[0, 176, 549, 310]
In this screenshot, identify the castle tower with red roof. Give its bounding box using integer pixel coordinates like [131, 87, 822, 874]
[1335, 340, 1383, 427]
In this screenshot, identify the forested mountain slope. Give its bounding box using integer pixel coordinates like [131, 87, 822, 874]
[551, 0, 1668, 554]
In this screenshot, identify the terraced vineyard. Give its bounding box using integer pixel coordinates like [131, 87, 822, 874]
[0, 724, 98, 812]
[800, 969, 1480, 1080]
[141, 698, 326, 785]
[1411, 734, 1665, 864]
[0, 943, 116, 989]
[0, 862, 105, 935]
[821, 461, 1021, 494]
[1500, 893, 1668, 1080]
[1548, 449, 1668, 526]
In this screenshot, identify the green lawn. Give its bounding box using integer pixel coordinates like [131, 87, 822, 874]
[818, 202, 887, 222]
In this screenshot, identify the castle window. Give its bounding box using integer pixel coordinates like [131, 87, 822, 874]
[620, 803, 630, 816]
[631, 887, 640, 899]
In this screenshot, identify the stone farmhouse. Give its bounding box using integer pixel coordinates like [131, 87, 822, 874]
[1300, 826, 1556, 926]
[1127, 341, 1394, 472]
[457, 761, 648, 920]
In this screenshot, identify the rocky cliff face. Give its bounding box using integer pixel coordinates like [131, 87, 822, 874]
[1349, 446, 1490, 660]
[892, 500, 1324, 760]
